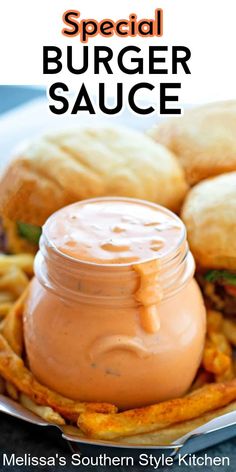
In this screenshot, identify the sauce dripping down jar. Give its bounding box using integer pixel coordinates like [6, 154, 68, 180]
[24, 197, 206, 409]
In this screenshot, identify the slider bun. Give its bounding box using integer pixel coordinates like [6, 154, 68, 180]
[0, 126, 188, 227]
[181, 172, 236, 270]
[149, 101, 236, 185]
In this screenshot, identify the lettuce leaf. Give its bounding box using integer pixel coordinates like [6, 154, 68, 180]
[17, 222, 42, 245]
[204, 270, 236, 286]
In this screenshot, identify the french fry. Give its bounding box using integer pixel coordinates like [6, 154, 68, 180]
[202, 310, 235, 380]
[5, 381, 18, 400]
[216, 365, 235, 382]
[0, 289, 28, 356]
[0, 334, 117, 421]
[62, 425, 84, 437]
[203, 343, 231, 375]
[78, 380, 236, 439]
[0, 292, 15, 304]
[0, 375, 5, 394]
[210, 332, 232, 356]
[117, 401, 236, 445]
[0, 267, 29, 298]
[223, 319, 236, 347]
[0, 254, 34, 276]
[0, 303, 14, 317]
[206, 310, 223, 334]
[20, 394, 65, 426]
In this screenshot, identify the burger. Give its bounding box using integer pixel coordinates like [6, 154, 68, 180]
[149, 100, 236, 185]
[181, 172, 236, 317]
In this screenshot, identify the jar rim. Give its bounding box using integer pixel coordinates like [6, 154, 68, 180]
[36, 197, 193, 303]
[42, 196, 186, 270]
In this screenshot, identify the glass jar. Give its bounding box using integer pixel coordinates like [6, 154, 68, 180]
[24, 197, 206, 410]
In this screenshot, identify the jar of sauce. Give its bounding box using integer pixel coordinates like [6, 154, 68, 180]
[24, 198, 206, 410]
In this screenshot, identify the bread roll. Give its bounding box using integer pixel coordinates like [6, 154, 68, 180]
[149, 101, 236, 185]
[0, 127, 188, 226]
[181, 172, 236, 270]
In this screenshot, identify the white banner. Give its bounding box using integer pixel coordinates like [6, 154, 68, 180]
[0, 0, 236, 104]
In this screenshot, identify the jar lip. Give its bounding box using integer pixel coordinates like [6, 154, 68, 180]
[42, 196, 186, 270]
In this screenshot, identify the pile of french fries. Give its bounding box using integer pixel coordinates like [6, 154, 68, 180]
[203, 310, 236, 382]
[0, 254, 34, 317]
[0, 253, 236, 444]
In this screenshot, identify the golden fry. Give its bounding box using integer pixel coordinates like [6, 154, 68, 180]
[203, 310, 234, 379]
[209, 332, 232, 356]
[203, 344, 231, 375]
[216, 365, 235, 382]
[0, 334, 117, 421]
[0, 375, 5, 394]
[223, 319, 236, 347]
[0, 267, 29, 298]
[62, 425, 84, 437]
[206, 310, 223, 334]
[78, 380, 236, 439]
[0, 302, 14, 317]
[0, 254, 34, 276]
[0, 289, 28, 356]
[117, 401, 236, 445]
[20, 394, 65, 426]
[5, 381, 18, 400]
[0, 292, 15, 304]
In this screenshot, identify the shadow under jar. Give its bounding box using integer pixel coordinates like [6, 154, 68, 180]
[24, 197, 206, 410]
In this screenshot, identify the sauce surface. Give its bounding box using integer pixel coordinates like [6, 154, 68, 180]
[45, 199, 183, 264]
